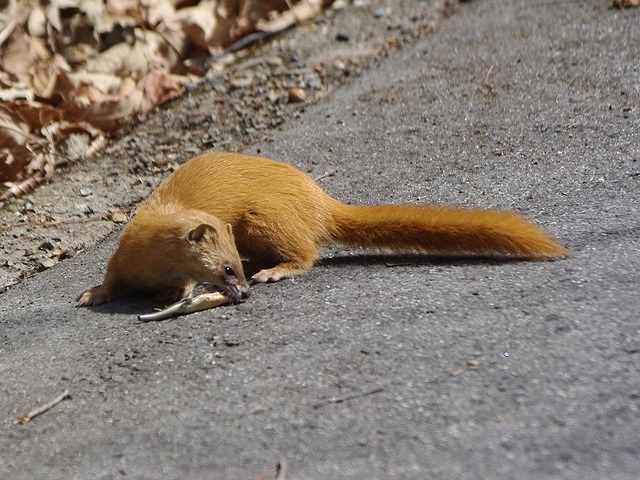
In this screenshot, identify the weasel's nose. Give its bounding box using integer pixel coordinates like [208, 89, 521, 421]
[240, 287, 251, 299]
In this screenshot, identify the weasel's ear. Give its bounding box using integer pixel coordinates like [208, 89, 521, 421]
[188, 223, 218, 243]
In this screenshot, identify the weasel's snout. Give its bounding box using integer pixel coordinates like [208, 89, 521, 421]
[228, 283, 251, 301]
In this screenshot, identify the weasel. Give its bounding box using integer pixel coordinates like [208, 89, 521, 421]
[77, 152, 569, 307]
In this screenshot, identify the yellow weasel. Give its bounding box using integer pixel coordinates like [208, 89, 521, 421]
[78, 152, 568, 307]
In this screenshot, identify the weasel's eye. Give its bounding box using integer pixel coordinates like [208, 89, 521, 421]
[224, 266, 236, 277]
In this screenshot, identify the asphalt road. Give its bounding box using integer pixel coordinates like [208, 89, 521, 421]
[1, 1, 639, 479]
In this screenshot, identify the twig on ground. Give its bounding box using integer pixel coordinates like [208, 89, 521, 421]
[275, 459, 287, 480]
[314, 169, 337, 182]
[17, 390, 71, 424]
[10, 213, 107, 228]
[312, 386, 385, 409]
[9, 206, 134, 228]
[210, 27, 295, 64]
[482, 63, 496, 93]
[385, 261, 415, 268]
[255, 459, 287, 480]
[209, 58, 267, 78]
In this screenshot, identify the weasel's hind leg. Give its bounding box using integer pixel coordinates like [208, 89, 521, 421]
[238, 203, 322, 283]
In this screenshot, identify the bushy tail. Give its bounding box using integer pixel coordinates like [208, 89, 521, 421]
[328, 203, 569, 260]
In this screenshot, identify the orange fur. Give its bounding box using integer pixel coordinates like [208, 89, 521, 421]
[330, 204, 568, 259]
[78, 152, 568, 306]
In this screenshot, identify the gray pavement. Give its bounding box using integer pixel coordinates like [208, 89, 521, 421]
[1, 1, 639, 479]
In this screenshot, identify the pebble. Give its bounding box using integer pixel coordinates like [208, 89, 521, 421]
[36, 257, 56, 270]
[288, 87, 307, 103]
[230, 76, 254, 89]
[374, 7, 392, 18]
[110, 211, 128, 223]
[265, 56, 283, 67]
[308, 78, 322, 90]
[38, 240, 55, 251]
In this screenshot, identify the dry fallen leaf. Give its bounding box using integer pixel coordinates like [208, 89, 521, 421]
[141, 69, 185, 115]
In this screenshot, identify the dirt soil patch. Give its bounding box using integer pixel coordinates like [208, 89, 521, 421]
[0, 0, 463, 292]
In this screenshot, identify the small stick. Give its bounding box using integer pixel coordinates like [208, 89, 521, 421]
[9, 207, 134, 228]
[255, 459, 287, 480]
[255, 470, 269, 480]
[138, 292, 231, 322]
[482, 63, 497, 92]
[312, 386, 385, 409]
[208, 57, 267, 77]
[385, 261, 415, 268]
[17, 390, 71, 424]
[314, 169, 337, 182]
[275, 459, 287, 480]
[9, 213, 107, 228]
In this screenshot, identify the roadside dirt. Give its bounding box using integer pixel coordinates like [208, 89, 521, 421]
[0, 0, 463, 293]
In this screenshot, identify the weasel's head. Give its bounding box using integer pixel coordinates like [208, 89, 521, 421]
[185, 221, 250, 301]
